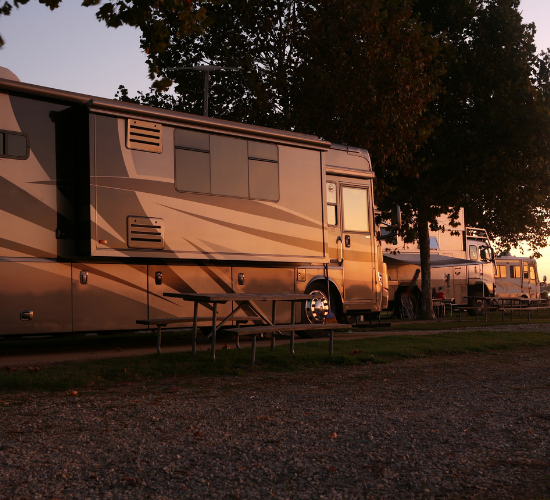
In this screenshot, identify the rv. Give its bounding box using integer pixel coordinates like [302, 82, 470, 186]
[0, 67, 390, 336]
[382, 209, 496, 316]
[494, 256, 540, 300]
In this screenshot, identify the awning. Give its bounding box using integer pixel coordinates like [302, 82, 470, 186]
[383, 253, 484, 268]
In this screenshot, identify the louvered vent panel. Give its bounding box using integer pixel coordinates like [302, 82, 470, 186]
[126, 119, 162, 153]
[127, 217, 165, 249]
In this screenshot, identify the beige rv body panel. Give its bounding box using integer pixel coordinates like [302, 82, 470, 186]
[0, 74, 383, 335]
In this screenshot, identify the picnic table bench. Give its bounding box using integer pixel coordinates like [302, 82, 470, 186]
[159, 291, 350, 366]
[136, 315, 259, 354]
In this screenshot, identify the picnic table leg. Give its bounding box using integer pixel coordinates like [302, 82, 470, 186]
[271, 301, 277, 351]
[192, 301, 198, 356]
[156, 325, 162, 355]
[290, 301, 296, 355]
[251, 335, 257, 366]
[211, 303, 218, 362]
[329, 330, 334, 357]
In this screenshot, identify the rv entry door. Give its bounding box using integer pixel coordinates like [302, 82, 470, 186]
[328, 181, 375, 303]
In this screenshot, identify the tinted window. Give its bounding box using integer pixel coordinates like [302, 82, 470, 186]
[174, 129, 279, 201]
[327, 205, 337, 226]
[511, 265, 521, 278]
[529, 265, 536, 281]
[249, 141, 278, 161]
[210, 135, 249, 198]
[342, 187, 369, 232]
[174, 128, 210, 151]
[469, 245, 478, 260]
[175, 149, 211, 193]
[249, 160, 279, 201]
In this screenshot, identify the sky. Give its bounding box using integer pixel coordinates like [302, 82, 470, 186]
[1, 0, 550, 277]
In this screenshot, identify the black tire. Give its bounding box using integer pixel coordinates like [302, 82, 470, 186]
[467, 291, 486, 316]
[297, 282, 341, 338]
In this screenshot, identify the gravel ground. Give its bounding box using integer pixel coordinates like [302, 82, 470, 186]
[1, 346, 550, 499]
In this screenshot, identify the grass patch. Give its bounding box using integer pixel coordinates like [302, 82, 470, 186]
[2, 326, 550, 393]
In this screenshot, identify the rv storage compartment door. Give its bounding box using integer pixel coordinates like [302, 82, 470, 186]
[0, 261, 72, 335]
[148, 264, 232, 320]
[72, 263, 147, 332]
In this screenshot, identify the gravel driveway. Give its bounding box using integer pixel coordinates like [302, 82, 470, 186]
[1, 346, 550, 499]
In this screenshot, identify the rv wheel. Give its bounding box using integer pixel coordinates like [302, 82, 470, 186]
[297, 283, 341, 338]
[467, 291, 486, 316]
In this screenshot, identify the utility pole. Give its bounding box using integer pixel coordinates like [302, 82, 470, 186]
[168, 65, 241, 117]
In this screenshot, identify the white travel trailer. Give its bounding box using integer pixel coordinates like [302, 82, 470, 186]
[382, 209, 496, 316]
[0, 67, 393, 336]
[494, 256, 540, 299]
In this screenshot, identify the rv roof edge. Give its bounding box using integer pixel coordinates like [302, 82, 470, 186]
[0, 67, 20, 82]
[0, 76, 330, 150]
[87, 98, 330, 150]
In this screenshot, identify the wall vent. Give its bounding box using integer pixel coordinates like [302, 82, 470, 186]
[126, 119, 162, 153]
[127, 217, 165, 249]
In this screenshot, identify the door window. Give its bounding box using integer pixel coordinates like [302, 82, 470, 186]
[469, 245, 478, 260]
[326, 182, 338, 226]
[342, 187, 369, 232]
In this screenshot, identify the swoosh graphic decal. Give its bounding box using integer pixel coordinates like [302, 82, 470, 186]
[164, 205, 323, 253]
[0, 237, 56, 258]
[93, 176, 321, 229]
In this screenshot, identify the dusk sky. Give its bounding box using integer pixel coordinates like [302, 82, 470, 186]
[1, 0, 550, 277]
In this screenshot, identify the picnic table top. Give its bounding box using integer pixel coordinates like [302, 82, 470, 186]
[163, 292, 315, 303]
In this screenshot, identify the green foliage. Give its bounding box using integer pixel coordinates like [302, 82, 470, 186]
[389, 0, 550, 252]
[117, 0, 441, 162]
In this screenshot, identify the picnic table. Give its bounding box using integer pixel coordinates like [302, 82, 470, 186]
[161, 292, 348, 366]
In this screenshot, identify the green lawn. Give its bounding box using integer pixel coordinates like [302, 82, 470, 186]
[1, 319, 550, 393]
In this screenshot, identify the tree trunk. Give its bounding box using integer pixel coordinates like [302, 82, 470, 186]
[418, 213, 436, 320]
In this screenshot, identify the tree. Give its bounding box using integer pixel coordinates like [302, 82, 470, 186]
[118, 0, 441, 163]
[378, 0, 550, 319]
[0, 0, 211, 82]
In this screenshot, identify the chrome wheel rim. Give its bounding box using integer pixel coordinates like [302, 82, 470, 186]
[305, 291, 329, 324]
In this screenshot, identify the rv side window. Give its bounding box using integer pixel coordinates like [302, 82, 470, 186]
[0, 130, 29, 159]
[174, 129, 279, 201]
[523, 262, 529, 279]
[529, 265, 536, 281]
[326, 182, 338, 226]
[469, 245, 478, 260]
[495, 265, 507, 278]
[511, 265, 521, 278]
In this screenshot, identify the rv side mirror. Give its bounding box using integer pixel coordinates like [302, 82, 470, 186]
[391, 205, 401, 229]
[479, 248, 487, 261]
[544, 275, 547, 283]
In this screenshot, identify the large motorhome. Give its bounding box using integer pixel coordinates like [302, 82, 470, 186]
[382, 209, 496, 316]
[494, 256, 540, 299]
[0, 67, 390, 336]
